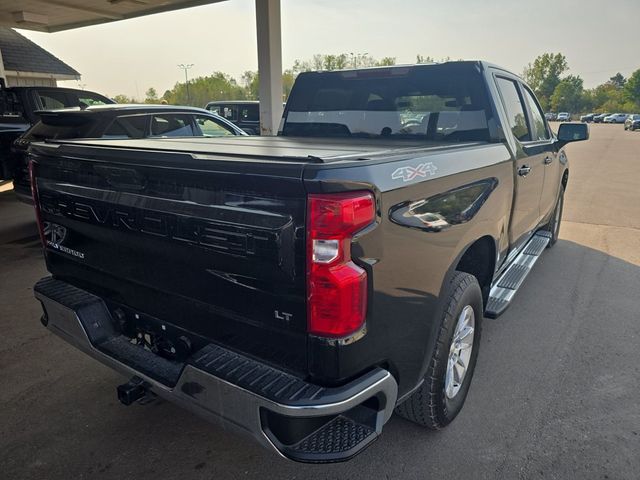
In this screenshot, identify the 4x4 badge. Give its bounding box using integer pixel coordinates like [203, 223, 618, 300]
[392, 162, 438, 182]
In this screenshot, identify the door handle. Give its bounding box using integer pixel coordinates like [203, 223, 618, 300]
[518, 165, 531, 177]
[544, 156, 553, 165]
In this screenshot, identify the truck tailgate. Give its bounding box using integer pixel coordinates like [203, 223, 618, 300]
[30, 142, 309, 374]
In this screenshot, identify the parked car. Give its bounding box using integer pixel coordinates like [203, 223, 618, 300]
[593, 113, 610, 123]
[544, 112, 557, 121]
[580, 113, 596, 123]
[205, 100, 287, 135]
[556, 112, 571, 121]
[205, 100, 261, 135]
[0, 82, 114, 180]
[11, 104, 246, 203]
[603, 113, 628, 124]
[29, 61, 588, 463]
[625, 114, 640, 131]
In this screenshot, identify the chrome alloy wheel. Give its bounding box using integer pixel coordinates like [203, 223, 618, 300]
[445, 305, 475, 399]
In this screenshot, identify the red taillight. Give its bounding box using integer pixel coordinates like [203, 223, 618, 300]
[307, 191, 375, 338]
[29, 160, 46, 247]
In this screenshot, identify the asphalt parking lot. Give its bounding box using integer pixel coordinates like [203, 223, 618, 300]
[1, 124, 639, 480]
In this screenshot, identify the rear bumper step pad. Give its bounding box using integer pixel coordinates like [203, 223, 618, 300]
[34, 277, 397, 463]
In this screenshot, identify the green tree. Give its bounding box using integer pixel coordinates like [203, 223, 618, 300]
[112, 94, 137, 104]
[608, 73, 626, 89]
[377, 57, 397, 66]
[242, 70, 260, 99]
[291, 53, 393, 73]
[523, 53, 569, 110]
[323, 54, 349, 70]
[144, 87, 160, 104]
[416, 54, 435, 64]
[624, 69, 640, 106]
[164, 72, 247, 107]
[282, 70, 296, 100]
[550, 75, 584, 112]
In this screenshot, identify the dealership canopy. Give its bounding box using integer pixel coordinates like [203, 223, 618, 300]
[0, 0, 283, 135]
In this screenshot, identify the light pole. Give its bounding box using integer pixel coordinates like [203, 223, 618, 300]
[177, 64, 194, 104]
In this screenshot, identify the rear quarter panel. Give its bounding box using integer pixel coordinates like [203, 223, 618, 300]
[304, 144, 514, 395]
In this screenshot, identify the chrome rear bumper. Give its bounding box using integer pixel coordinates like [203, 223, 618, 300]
[34, 277, 397, 463]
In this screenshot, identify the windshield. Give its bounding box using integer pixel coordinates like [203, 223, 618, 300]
[282, 63, 493, 142]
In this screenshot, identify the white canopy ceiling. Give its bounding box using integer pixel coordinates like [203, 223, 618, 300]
[0, 0, 227, 32]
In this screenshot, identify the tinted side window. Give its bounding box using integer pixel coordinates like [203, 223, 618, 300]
[194, 115, 235, 136]
[240, 106, 259, 122]
[37, 90, 69, 109]
[102, 115, 148, 139]
[77, 95, 110, 107]
[521, 86, 549, 141]
[150, 115, 195, 137]
[495, 77, 530, 142]
[220, 106, 238, 122]
[1, 91, 26, 122]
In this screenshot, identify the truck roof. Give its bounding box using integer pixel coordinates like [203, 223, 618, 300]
[294, 60, 516, 76]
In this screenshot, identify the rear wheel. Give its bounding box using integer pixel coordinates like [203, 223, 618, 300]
[395, 271, 482, 429]
[546, 186, 565, 248]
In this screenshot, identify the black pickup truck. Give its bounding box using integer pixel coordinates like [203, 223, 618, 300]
[28, 62, 588, 463]
[0, 83, 113, 180]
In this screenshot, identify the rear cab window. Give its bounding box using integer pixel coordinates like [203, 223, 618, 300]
[282, 63, 493, 142]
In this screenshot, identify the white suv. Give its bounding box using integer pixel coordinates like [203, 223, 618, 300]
[557, 112, 571, 121]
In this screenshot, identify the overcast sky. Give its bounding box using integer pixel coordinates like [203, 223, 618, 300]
[18, 0, 640, 99]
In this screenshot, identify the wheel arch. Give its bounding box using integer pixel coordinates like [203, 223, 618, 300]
[454, 235, 497, 307]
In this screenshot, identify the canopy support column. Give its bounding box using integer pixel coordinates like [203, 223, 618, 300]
[255, 0, 283, 136]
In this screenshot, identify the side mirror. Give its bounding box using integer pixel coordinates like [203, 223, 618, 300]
[557, 123, 589, 147]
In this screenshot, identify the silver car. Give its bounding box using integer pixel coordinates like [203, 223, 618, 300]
[603, 113, 628, 124]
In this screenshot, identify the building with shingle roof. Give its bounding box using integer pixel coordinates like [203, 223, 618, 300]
[0, 28, 79, 87]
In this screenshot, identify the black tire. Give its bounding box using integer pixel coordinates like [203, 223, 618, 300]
[395, 271, 483, 429]
[546, 186, 565, 248]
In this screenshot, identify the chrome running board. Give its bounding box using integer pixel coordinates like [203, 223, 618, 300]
[485, 231, 551, 318]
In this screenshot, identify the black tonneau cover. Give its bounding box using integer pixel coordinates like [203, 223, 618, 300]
[44, 136, 482, 164]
